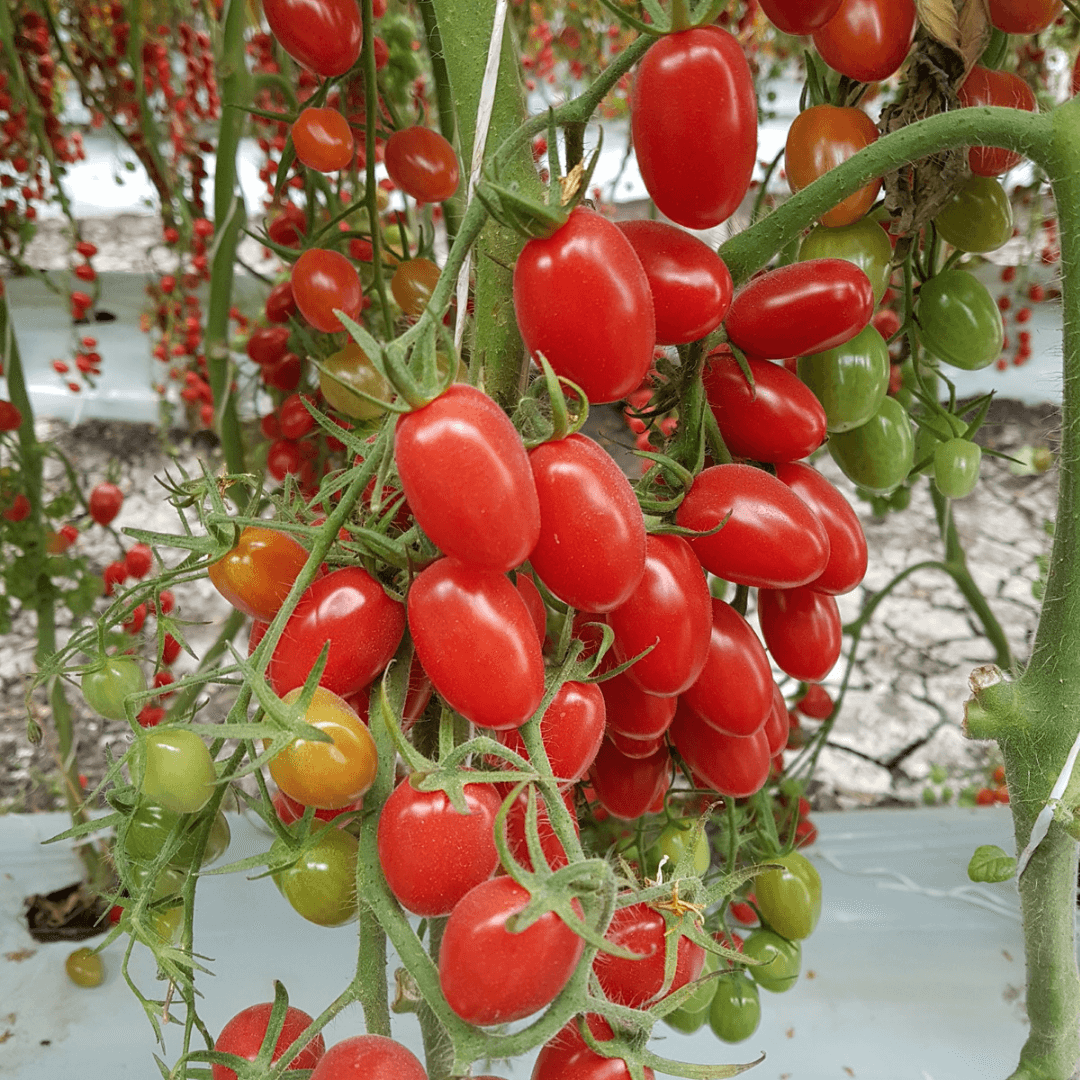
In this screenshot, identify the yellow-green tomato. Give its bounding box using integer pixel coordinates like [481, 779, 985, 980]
[799, 216, 894, 303]
[318, 340, 393, 420]
[680, 948, 721, 1014]
[66, 946, 105, 988]
[651, 820, 711, 877]
[708, 971, 760, 1042]
[272, 828, 359, 927]
[755, 851, 822, 940]
[81, 656, 147, 721]
[153, 905, 184, 944]
[137, 729, 217, 815]
[934, 175, 1013, 253]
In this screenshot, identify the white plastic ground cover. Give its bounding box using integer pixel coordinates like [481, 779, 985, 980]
[0, 805, 1049, 1078]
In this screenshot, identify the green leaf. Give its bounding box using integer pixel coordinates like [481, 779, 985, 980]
[967, 844, 1016, 883]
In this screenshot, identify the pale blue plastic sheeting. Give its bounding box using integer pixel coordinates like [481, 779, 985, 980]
[0, 807, 1048, 1078]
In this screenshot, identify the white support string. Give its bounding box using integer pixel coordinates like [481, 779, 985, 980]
[454, 0, 510, 356]
[1015, 725, 1080, 878]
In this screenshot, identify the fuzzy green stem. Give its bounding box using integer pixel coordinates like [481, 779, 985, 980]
[930, 487, 1013, 669]
[719, 107, 1053, 286]
[428, 0, 538, 407]
[203, 0, 250, 481]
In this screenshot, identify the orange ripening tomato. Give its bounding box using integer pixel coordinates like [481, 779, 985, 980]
[207, 525, 309, 622]
[384, 126, 460, 202]
[391, 258, 440, 316]
[268, 686, 378, 809]
[785, 105, 880, 228]
[291, 107, 355, 172]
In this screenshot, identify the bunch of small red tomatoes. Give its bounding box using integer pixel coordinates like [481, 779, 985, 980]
[118, 0, 1073, 1075]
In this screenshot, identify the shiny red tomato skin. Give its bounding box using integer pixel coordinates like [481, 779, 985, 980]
[703, 351, 827, 463]
[308, 1035, 427, 1080]
[615, 221, 733, 345]
[606, 728, 667, 758]
[762, 682, 791, 756]
[439, 877, 585, 1026]
[758, 586, 843, 683]
[775, 461, 867, 594]
[290, 248, 363, 333]
[208, 525, 309, 622]
[589, 737, 672, 820]
[675, 464, 830, 589]
[527, 433, 646, 612]
[377, 776, 501, 916]
[669, 702, 771, 798]
[812, 0, 917, 84]
[395, 384, 540, 572]
[514, 207, 655, 404]
[212, 1003, 325, 1080]
[760, 0, 842, 33]
[724, 260, 874, 360]
[408, 559, 546, 730]
[682, 599, 773, 737]
[958, 66, 1038, 176]
[496, 681, 606, 784]
[267, 566, 405, 698]
[384, 126, 460, 202]
[533, 1016, 655, 1080]
[607, 534, 712, 697]
[594, 902, 705, 1008]
[291, 107, 354, 172]
[600, 668, 678, 741]
[631, 27, 757, 229]
[516, 572, 548, 642]
[988, 0, 1062, 33]
[263, 0, 362, 77]
[89, 481, 123, 525]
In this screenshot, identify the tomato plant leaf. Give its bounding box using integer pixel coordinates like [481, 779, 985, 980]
[967, 843, 1017, 882]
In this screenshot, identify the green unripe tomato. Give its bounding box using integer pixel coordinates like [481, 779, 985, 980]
[934, 438, 982, 499]
[742, 929, 802, 993]
[136, 729, 217, 815]
[153, 905, 185, 944]
[755, 852, 822, 940]
[65, 946, 105, 988]
[708, 971, 761, 1042]
[799, 217, 893, 303]
[649, 820, 711, 877]
[918, 269, 1004, 371]
[318, 340, 393, 420]
[913, 412, 966, 472]
[934, 175, 1012, 253]
[123, 801, 231, 869]
[828, 396, 914, 495]
[798, 325, 890, 433]
[127, 862, 187, 903]
[81, 656, 147, 721]
[272, 828, 359, 927]
[678, 948, 721, 1015]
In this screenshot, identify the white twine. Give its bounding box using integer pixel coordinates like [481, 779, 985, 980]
[1015, 725, 1080, 878]
[454, 0, 509, 355]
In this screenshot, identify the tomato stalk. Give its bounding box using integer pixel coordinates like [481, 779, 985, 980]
[204, 0, 250, 481]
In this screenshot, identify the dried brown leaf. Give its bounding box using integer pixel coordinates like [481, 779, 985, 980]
[917, 0, 961, 49]
[957, 0, 992, 75]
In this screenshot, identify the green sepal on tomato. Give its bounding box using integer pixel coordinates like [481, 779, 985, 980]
[755, 851, 822, 940]
[827, 396, 914, 495]
[797, 325, 890, 433]
[918, 270, 1004, 371]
